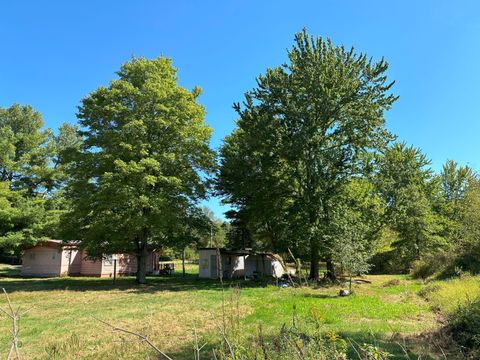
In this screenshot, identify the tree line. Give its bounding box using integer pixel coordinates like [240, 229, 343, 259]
[1, 30, 479, 283]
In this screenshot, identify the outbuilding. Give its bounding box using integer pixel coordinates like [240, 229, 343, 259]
[21, 240, 159, 277]
[198, 248, 285, 279]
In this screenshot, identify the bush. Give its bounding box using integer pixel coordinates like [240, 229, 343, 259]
[370, 250, 409, 274]
[410, 251, 459, 280]
[453, 251, 480, 275]
[436, 251, 480, 279]
[448, 296, 480, 355]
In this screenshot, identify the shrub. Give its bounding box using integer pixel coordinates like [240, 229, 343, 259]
[448, 296, 480, 354]
[411, 259, 438, 280]
[370, 250, 409, 274]
[417, 283, 441, 299]
[410, 252, 453, 279]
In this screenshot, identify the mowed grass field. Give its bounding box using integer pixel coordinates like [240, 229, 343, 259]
[0, 262, 471, 359]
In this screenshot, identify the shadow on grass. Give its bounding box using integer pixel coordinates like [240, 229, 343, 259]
[302, 292, 339, 299]
[0, 264, 21, 277]
[0, 272, 275, 294]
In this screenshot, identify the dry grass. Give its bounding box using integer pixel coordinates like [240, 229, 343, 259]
[419, 274, 480, 314]
[0, 266, 444, 359]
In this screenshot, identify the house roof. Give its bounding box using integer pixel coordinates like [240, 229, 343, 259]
[23, 239, 82, 251]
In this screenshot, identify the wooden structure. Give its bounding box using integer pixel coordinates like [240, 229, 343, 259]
[21, 240, 159, 277]
[198, 248, 284, 279]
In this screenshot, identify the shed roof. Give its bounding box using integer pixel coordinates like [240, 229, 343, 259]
[198, 248, 280, 258]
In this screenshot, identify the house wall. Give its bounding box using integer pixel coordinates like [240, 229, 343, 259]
[22, 243, 160, 278]
[78, 253, 103, 276]
[60, 249, 82, 275]
[244, 255, 258, 278]
[80, 252, 158, 277]
[147, 252, 159, 272]
[198, 250, 246, 279]
[199, 249, 217, 278]
[271, 260, 284, 278]
[244, 255, 284, 278]
[225, 255, 244, 279]
[21, 246, 62, 277]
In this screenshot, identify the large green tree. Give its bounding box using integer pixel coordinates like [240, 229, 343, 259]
[376, 143, 447, 268]
[218, 30, 397, 279]
[63, 57, 215, 283]
[0, 104, 79, 252]
[0, 104, 53, 194]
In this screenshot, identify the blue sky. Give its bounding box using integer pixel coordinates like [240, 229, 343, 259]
[1, 1, 479, 218]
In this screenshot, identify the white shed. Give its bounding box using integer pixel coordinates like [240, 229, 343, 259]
[198, 248, 285, 279]
[198, 248, 246, 279]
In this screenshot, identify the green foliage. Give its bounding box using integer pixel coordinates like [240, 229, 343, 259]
[330, 178, 384, 288]
[165, 205, 212, 253]
[0, 181, 64, 251]
[0, 104, 52, 193]
[448, 297, 480, 354]
[218, 29, 397, 278]
[376, 143, 447, 268]
[62, 56, 215, 282]
[410, 251, 453, 279]
[199, 206, 229, 248]
[455, 178, 480, 263]
[416, 165, 480, 278]
[0, 104, 80, 252]
[440, 160, 474, 205]
[214, 322, 349, 360]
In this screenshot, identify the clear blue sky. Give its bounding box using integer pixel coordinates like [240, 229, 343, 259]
[1, 1, 479, 218]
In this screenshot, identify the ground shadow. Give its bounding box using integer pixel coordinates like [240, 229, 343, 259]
[0, 271, 276, 294]
[302, 292, 339, 299]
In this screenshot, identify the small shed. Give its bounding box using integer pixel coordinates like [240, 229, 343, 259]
[21, 240, 159, 277]
[198, 248, 246, 279]
[198, 248, 284, 279]
[244, 253, 284, 278]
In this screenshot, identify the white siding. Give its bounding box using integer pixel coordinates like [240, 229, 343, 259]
[198, 249, 217, 278]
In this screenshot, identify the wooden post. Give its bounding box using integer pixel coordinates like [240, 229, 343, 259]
[243, 254, 246, 280]
[113, 258, 117, 285]
[216, 247, 223, 283]
[182, 248, 186, 277]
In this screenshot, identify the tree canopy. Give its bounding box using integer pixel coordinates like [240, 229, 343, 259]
[62, 56, 215, 283]
[218, 29, 398, 279]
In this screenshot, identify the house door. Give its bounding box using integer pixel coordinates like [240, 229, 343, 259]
[210, 255, 217, 278]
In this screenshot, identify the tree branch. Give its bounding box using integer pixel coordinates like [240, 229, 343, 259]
[93, 316, 173, 360]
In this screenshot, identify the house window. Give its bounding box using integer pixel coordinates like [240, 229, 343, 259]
[104, 255, 113, 266]
[30, 253, 36, 260]
[52, 252, 56, 260]
[201, 259, 209, 270]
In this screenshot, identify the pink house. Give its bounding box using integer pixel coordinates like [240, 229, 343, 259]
[21, 240, 159, 277]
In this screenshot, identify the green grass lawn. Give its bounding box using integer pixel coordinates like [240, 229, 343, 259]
[0, 263, 21, 277]
[419, 274, 480, 314]
[0, 263, 446, 359]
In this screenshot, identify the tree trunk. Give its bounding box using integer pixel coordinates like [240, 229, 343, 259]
[325, 258, 336, 281]
[182, 248, 186, 277]
[216, 247, 223, 283]
[136, 246, 148, 284]
[309, 243, 320, 280]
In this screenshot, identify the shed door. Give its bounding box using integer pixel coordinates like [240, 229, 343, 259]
[210, 255, 217, 278]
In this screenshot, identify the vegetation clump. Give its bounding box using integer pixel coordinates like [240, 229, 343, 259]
[448, 296, 480, 357]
